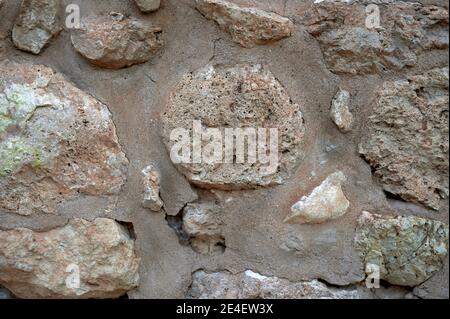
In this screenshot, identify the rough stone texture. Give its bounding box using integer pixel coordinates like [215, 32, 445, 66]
[0, 0, 448, 300]
[355, 211, 449, 287]
[182, 202, 225, 255]
[196, 0, 293, 48]
[141, 165, 164, 211]
[0, 60, 128, 216]
[0, 218, 139, 299]
[284, 171, 349, 224]
[12, 0, 62, 55]
[301, 0, 449, 74]
[71, 12, 163, 69]
[359, 67, 449, 210]
[161, 63, 305, 190]
[135, 0, 161, 13]
[330, 89, 353, 132]
[187, 270, 360, 299]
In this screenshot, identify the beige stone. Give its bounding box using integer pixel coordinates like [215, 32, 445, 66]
[182, 202, 225, 255]
[71, 12, 163, 69]
[161, 64, 305, 190]
[284, 171, 349, 224]
[0, 60, 128, 216]
[142, 165, 163, 211]
[135, 0, 160, 13]
[196, 0, 293, 48]
[359, 67, 449, 210]
[330, 89, 353, 132]
[12, 0, 62, 54]
[0, 218, 140, 299]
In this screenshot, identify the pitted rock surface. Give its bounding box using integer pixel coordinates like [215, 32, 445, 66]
[359, 67, 449, 210]
[0, 218, 139, 299]
[161, 64, 305, 190]
[0, 60, 128, 216]
[71, 12, 163, 69]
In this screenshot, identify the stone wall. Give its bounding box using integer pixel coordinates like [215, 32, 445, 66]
[0, 0, 448, 299]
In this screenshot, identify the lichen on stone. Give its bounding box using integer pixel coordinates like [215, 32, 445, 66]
[355, 212, 449, 287]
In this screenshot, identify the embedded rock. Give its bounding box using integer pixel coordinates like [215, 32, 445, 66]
[161, 64, 305, 190]
[284, 171, 349, 224]
[330, 89, 353, 132]
[359, 67, 449, 210]
[71, 12, 163, 69]
[301, 1, 449, 74]
[142, 165, 163, 211]
[355, 211, 449, 287]
[0, 218, 140, 299]
[196, 0, 293, 48]
[187, 270, 359, 299]
[12, 0, 62, 54]
[0, 60, 128, 216]
[135, 0, 161, 13]
[182, 202, 225, 255]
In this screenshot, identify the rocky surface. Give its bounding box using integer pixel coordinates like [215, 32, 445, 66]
[0, 60, 128, 216]
[142, 165, 163, 211]
[12, 0, 62, 55]
[135, 0, 161, 13]
[355, 211, 449, 287]
[0, 218, 139, 299]
[284, 171, 349, 224]
[182, 202, 225, 255]
[300, 1, 449, 74]
[187, 270, 360, 299]
[161, 63, 305, 190]
[196, 0, 293, 48]
[330, 89, 353, 132]
[71, 12, 163, 69]
[0, 0, 448, 300]
[359, 67, 449, 210]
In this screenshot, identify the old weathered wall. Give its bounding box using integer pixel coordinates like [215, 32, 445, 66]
[0, 0, 448, 299]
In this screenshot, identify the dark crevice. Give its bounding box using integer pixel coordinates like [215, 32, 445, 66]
[115, 220, 136, 240]
[165, 206, 191, 247]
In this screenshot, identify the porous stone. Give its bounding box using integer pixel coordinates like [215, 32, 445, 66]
[0, 60, 128, 216]
[182, 202, 225, 255]
[0, 218, 140, 299]
[355, 211, 449, 287]
[142, 165, 163, 211]
[135, 0, 160, 13]
[12, 0, 62, 54]
[161, 64, 305, 190]
[359, 67, 449, 210]
[284, 171, 349, 224]
[187, 270, 360, 299]
[301, 1, 448, 74]
[330, 89, 353, 132]
[71, 12, 163, 69]
[196, 0, 293, 48]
